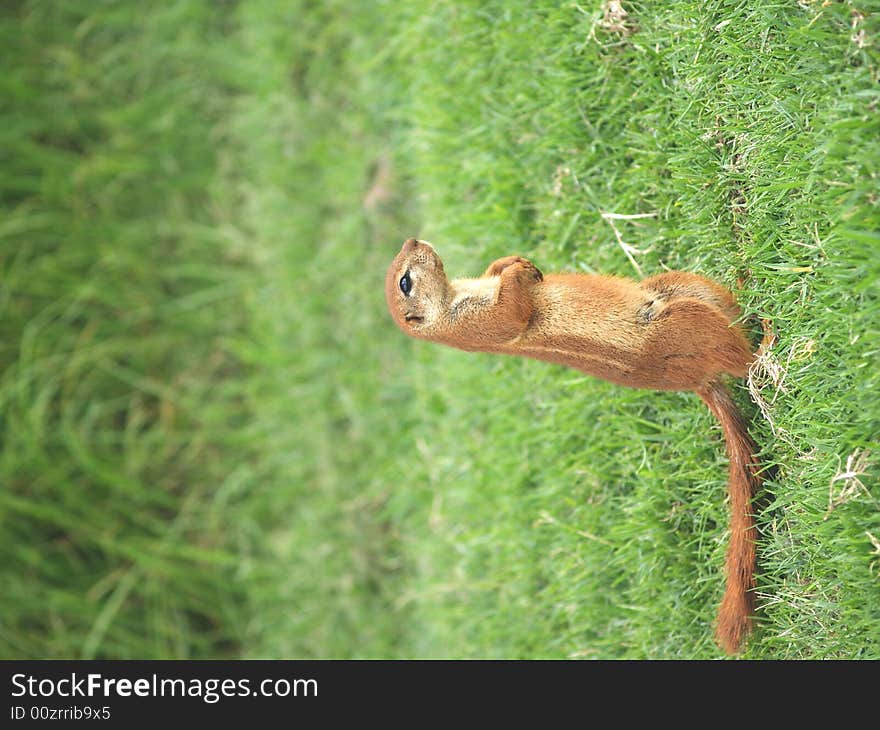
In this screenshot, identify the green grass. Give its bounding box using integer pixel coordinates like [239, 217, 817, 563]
[1, 0, 878, 659]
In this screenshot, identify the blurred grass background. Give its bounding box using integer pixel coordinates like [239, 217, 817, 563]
[1, 0, 878, 658]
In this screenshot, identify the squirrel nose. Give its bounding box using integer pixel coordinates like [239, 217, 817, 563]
[402, 237, 419, 252]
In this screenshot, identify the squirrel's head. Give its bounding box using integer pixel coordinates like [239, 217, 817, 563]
[385, 238, 448, 336]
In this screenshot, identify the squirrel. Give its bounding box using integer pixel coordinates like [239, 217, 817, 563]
[385, 237, 763, 655]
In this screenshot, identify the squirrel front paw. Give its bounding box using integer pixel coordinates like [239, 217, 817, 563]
[485, 256, 543, 282]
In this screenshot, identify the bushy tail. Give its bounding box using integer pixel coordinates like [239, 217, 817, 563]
[698, 380, 761, 655]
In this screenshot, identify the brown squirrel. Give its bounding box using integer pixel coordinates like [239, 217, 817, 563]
[385, 237, 762, 655]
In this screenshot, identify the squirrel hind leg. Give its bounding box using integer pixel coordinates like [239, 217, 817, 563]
[641, 272, 742, 325]
[648, 297, 753, 380]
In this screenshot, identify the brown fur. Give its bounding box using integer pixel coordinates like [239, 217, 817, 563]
[385, 238, 762, 654]
[698, 381, 760, 654]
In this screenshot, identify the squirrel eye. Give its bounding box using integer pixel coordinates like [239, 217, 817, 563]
[399, 272, 412, 296]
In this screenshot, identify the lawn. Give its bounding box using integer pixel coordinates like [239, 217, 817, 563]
[1, 0, 878, 659]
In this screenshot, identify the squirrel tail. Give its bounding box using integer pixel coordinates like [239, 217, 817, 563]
[697, 380, 761, 655]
